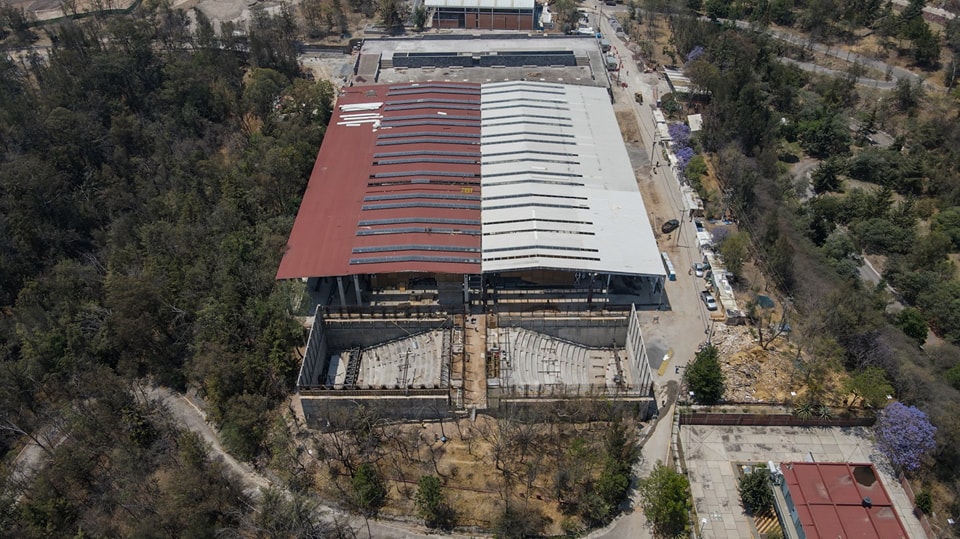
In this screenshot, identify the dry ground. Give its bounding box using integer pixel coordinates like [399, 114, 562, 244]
[307, 414, 642, 535]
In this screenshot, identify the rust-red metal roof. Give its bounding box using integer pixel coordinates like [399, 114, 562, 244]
[276, 82, 482, 279]
[780, 462, 909, 539]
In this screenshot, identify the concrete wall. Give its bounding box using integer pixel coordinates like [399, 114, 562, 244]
[298, 393, 451, 429]
[297, 307, 329, 388]
[497, 315, 627, 348]
[625, 305, 654, 395]
[488, 397, 657, 421]
[323, 317, 451, 349]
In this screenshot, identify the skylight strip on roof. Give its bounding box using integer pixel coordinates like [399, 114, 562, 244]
[389, 83, 479, 91]
[482, 178, 583, 187]
[377, 131, 480, 139]
[483, 97, 567, 105]
[483, 217, 593, 226]
[484, 245, 599, 253]
[484, 202, 588, 211]
[484, 85, 563, 94]
[483, 104, 570, 111]
[484, 170, 582, 179]
[374, 157, 479, 166]
[483, 150, 577, 157]
[482, 139, 576, 146]
[367, 179, 480, 187]
[375, 138, 481, 146]
[381, 120, 481, 128]
[352, 244, 481, 254]
[384, 114, 480, 121]
[386, 91, 481, 98]
[482, 157, 580, 166]
[480, 131, 573, 139]
[483, 228, 594, 236]
[374, 150, 482, 158]
[482, 254, 602, 262]
[364, 193, 482, 202]
[349, 255, 481, 265]
[356, 227, 481, 236]
[482, 193, 588, 201]
[483, 113, 573, 122]
[358, 217, 481, 226]
[384, 104, 480, 112]
[362, 202, 482, 211]
[481, 121, 574, 128]
[386, 98, 480, 106]
[370, 170, 479, 179]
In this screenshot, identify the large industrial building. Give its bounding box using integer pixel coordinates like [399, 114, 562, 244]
[279, 39, 664, 425]
[426, 0, 537, 30]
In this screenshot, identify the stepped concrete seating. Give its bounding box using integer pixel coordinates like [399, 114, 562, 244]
[351, 330, 445, 389]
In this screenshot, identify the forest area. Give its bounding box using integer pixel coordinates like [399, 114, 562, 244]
[0, 2, 345, 536]
[662, 0, 960, 522]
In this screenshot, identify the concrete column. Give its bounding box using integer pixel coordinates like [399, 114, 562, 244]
[337, 276, 346, 306]
[463, 274, 470, 304]
[353, 274, 362, 305]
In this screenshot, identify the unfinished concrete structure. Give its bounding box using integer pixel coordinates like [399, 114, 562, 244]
[296, 305, 655, 427]
[281, 43, 662, 424]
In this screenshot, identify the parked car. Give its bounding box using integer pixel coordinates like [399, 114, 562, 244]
[693, 263, 704, 277]
[661, 219, 680, 233]
[701, 291, 718, 311]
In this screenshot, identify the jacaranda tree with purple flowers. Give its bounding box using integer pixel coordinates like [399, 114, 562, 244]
[875, 402, 936, 472]
[668, 123, 695, 173]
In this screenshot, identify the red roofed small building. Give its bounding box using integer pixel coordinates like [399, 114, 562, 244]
[774, 462, 911, 539]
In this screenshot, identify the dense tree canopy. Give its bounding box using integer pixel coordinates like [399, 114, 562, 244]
[0, 4, 333, 536]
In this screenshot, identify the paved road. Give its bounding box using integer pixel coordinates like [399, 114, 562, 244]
[578, 5, 721, 538]
[717, 18, 940, 91]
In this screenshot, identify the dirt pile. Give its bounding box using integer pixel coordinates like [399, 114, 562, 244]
[709, 324, 799, 403]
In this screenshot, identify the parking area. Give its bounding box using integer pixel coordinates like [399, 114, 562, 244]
[679, 424, 927, 539]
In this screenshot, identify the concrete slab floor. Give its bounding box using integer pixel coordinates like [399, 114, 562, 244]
[679, 425, 927, 539]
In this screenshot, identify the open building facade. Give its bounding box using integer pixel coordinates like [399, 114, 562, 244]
[278, 39, 663, 424]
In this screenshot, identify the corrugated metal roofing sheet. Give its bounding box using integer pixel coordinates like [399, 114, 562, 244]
[277, 81, 665, 280]
[424, 0, 535, 10]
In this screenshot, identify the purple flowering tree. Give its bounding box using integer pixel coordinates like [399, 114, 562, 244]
[668, 123, 691, 148]
[875, 402, 936, 472]
[667, 123, 695, 174]
[686, 46, 705, 63]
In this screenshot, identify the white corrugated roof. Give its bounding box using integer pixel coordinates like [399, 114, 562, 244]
[425, 0, 535, 9]
[479, 81, 665, 278]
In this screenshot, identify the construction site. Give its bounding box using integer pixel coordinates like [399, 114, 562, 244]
[279, 36, 666, 426]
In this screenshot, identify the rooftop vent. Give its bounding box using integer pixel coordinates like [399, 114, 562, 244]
[862, 497, 873, 509]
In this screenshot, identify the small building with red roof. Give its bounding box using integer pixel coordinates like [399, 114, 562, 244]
[774, 462, 911, 539]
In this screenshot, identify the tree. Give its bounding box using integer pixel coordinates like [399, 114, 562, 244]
[797, 115, 851, 158]
[637, 462, 691, 538]
[738, 466, 773, 514]
[493, 503, 550, 539]
[415, 475, 455, 530]
[378, 0, 409, 31]
[875, 402, 937, 472]
[811, 156, 845, 194]
[686, 345, 725, 405]
[930, 207, 960, 250]
[895, 307, 928, 345]
[719, 231, 750, 279]
[351, 463, 387, 516]
[412, 5, 428, 31]
[843, 367, 894, 408]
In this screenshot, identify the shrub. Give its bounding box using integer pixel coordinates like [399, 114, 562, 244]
[915, 489, 932, 514]
[738, 467, 773, 514]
